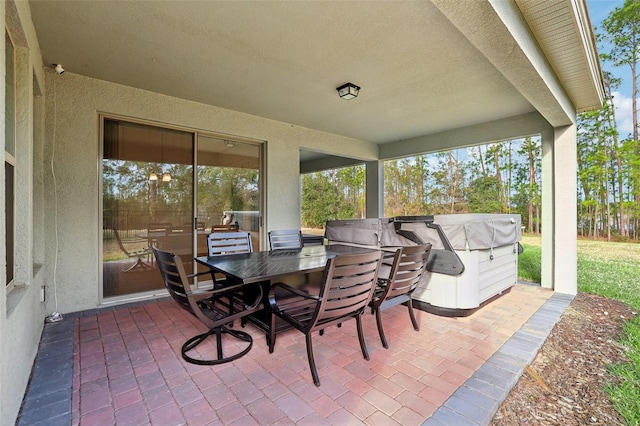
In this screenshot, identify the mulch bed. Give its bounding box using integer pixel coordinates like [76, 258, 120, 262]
[491, 292, 636, 425]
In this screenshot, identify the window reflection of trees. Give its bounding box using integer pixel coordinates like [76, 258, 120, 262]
[104, 159, 258, 232]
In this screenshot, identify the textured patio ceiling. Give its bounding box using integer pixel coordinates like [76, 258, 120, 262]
[30, 1, 601, 150]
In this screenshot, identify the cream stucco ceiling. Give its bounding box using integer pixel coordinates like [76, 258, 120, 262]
[30, 0, 600, 149]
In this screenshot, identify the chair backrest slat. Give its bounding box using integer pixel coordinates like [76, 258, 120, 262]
[310, 250, 382, 331]
[268, 229, 304, 251]
[207, 232, 253, 256]
[383, 244, 431, 301]
[152, 247, 194, 313]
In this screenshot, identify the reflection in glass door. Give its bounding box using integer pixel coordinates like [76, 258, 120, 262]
[102, 118, 262, 299]
[195, 136, 261, 259]
[102, 118, 194, 298]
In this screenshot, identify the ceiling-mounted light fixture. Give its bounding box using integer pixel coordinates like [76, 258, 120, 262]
[54, 64, 65, 74]
[337, 82, 360, 100]
[150, 131, 171, 182]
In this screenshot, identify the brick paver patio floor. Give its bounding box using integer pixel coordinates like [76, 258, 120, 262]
[76, 284, 554, 425]
[19, 284, 563, 425]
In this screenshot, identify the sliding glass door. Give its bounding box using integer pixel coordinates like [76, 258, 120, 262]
[102, 117, 262, 299]
[195, 135, 261, 257]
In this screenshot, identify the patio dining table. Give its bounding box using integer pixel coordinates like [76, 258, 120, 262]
[195, 244, 381, 334]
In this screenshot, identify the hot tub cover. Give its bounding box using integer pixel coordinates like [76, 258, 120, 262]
[400, 214, 521, 250]
[324, 218, 414, 248]
[325, 214, 521, 251]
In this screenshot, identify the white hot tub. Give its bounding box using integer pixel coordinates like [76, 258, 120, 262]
[325, 214, 522, 316]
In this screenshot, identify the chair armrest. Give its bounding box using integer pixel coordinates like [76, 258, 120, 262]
[269, 282, 320, 314]
[186, 270, 215, 280]
[190, 288, 216, 301]
[272, 282, 321, 300]
[186, 270, 216, 290]
[189, 281, 247, 302]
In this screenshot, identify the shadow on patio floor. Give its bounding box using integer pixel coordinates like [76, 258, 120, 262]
[19, 284, 573, 425]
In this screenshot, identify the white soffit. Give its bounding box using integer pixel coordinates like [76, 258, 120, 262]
[515, 0, 604, 112]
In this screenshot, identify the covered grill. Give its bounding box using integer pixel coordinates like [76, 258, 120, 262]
[325, 214, 522, 316]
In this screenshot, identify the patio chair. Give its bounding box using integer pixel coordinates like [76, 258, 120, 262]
[113, 229, 153, 272]
[268, 250, 382, 386]
[369, 244, 432, 349]
[268, 229, 304, 251]
[207, 231, 254, 322]
[207, 231, 253, 256]
[153, 246, 263, 365]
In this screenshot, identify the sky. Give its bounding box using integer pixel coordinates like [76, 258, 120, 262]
[586, 0, 633, 135]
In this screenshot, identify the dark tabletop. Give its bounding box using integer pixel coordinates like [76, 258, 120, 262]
[195, 244, 379, 284]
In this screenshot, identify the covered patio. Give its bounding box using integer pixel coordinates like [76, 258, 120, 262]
[19, 284, 572, 425]
[2, 1, 603, 424]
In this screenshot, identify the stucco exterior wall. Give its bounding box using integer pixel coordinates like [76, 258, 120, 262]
[1, 1, 48, 424]
[43, 71, 378, 314]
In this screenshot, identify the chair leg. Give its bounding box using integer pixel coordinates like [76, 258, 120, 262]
[122, 256, 152, 272]
[374, 307, 389, 349]
[268, 314, 276, 354]
[319, 321, 340, 336]
[356, 315, 370, 361]
[408, 300, 420, 331]
[181, 325, 253, 366]
[305, 333, 321, 386]
[216, 327, 224, 360]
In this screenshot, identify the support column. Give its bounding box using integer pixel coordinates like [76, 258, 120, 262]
[541, 125, 577, 294]
[541, 128, 554, 290]
[365, 160, 383, 218]
[553, 125, 578, 294]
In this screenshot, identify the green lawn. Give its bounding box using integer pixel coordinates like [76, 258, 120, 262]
[519, 234, 640, 423]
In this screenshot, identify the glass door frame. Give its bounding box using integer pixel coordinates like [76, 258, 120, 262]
[192, 131, 265, 285]
[99, 113, 265, 304]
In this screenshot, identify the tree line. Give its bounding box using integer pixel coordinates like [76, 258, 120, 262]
[301, 137, 542, 232]
[578, 0, 640, 241]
